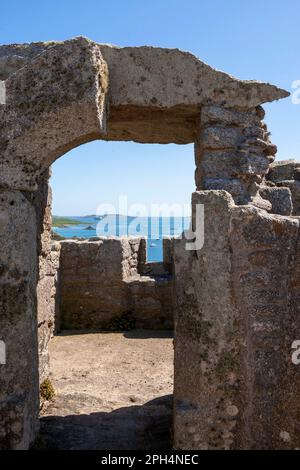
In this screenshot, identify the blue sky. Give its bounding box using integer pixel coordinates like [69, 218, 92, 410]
[2, 0, 300, 214]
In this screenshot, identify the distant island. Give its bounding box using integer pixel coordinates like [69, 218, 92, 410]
[51, 214, 190, 246]
[52, 214, 137, 227]
[52, 216, 82, 228]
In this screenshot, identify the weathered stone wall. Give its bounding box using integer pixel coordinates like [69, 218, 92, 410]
[174, 190, 300, 450]
[37, 241, 61, 384]
[265, 159, 300, 215]
[195, 105, 276, 209]
[58, 238, 174, 330]
[30, 172, 61, 385]
[0, 191, 39, 449]
[33, 172, 61, 383]
[230, 203, 300, 449]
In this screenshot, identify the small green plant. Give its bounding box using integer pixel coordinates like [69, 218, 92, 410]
[110, 313, 136, 331]
[40, 378, 55, 401]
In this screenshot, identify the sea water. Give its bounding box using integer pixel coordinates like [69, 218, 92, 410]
[52, 215, 190, 262]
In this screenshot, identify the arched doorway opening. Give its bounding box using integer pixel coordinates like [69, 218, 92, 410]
[36, 139, 193, 449]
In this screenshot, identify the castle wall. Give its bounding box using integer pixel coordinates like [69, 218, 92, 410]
[0, 191, 39, 449]
[174, 190, 300, 450]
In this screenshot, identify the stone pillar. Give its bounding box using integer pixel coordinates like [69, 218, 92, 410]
[174, 190, 300, 450]
[0, 37, 108, 449]
[173, 190, 241, 450]
[0, 190, 39, 449]
[195, 105, 276, 209]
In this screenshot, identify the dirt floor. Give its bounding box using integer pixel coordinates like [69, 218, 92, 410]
[40, 330, 174, 450]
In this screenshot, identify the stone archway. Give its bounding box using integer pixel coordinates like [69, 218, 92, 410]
[1, 37, 299, 450]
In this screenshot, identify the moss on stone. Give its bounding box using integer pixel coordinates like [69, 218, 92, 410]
[40, 378, 55, 401]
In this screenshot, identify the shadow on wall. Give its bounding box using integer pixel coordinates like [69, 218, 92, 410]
[37, 395, 173, 450]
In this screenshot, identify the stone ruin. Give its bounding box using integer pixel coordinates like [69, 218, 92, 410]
[0, 36, 299, 450]
[55, 237, 174, 332]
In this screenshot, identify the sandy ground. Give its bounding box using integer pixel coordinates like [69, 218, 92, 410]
[40, 330, 174, 450]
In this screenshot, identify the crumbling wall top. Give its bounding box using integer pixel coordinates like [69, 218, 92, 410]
[0, 36, 288, 109]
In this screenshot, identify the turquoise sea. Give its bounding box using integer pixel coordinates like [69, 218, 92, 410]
[52, 215, 190, 262]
